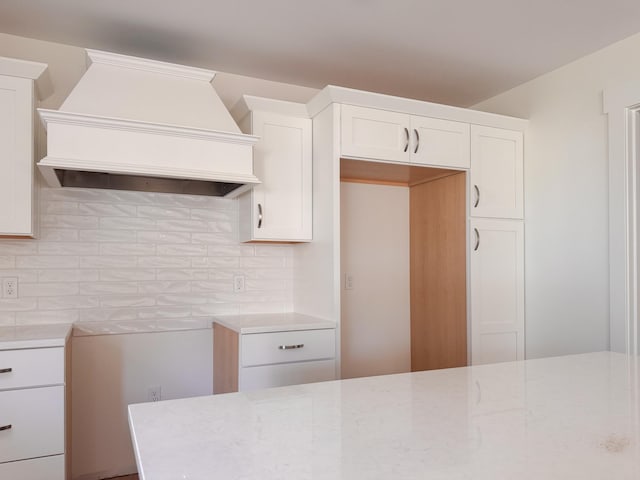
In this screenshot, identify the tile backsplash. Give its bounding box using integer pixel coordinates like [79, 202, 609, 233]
[0, 188, 293, 327]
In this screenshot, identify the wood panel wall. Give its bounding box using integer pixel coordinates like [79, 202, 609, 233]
[410, 172, 467, 371]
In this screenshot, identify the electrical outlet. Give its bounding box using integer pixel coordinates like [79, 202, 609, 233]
[147, 385, 162, 402]
[2, 277, 18, 299]
[233, 275, 245, 293]
[345, 273, 354, 290]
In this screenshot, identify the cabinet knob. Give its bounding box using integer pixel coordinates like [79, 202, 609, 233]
[474, 228, 480, 251]
[0, 368, 11, 374]
[0, 424, 12, 432]
[403, 127, 409, 153]
[257, 203, 263, 229]
[278, 344, 304, 350]
[473, 185, 480, 208]
[414, 129, 420, 154]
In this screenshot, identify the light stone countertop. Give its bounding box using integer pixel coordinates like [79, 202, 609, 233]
[0, 323, 72, 350]
[213, 312, 337, 334]
[129, 351, 640, 480]
[72, 318, 213, 336]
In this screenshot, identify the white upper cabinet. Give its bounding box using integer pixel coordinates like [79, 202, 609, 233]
[470, 218, 525, 365]
[470, 125, 523, 219]
[341, 104, 470, 169]
[235, 97, 312, 242]
[0, 57, 49, 238]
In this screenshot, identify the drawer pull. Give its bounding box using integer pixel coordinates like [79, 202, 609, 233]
[0, 424, 11, 432]
[0, 368, 11, 374]
[278, 344, 304, 350]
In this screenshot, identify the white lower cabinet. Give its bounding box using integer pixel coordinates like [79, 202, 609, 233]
[470, 218, 525, 365]
[214, 322, 336, 393]
[0, 346, 67, 479]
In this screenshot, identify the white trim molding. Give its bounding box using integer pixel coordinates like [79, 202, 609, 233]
[603, 85, 640, 356]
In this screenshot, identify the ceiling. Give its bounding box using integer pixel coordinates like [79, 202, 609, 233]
[2, 0, 640, 106]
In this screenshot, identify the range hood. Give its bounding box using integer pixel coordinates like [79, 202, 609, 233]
[37, 50, 260, 197]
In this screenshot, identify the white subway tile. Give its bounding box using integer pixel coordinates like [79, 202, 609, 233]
[38, 296, 100, 310]
[156, 294, 207, 306]
[38, 242, 100, 255]
[100, 296, 155, 308]
[40, 201, 79, 215]
[79, 229, 137, 243]
[156, 219, 209, 232]
[192, 257, 240, 268]
[77, 308, 139, 322]
[137, 231, 191, 244]
[137, 306, 193, 319]
[244, 269, 293, 280]
[156, 244, 208, 256]
[191, 281, 232, 293]
[100, 269, 156, 282]
[191, 233, 236, 245]
[100, 217, 156, 230]
[240, 257, 287, 268]
[138, 281, 191, 294]
[0, 298, 38, 312]
[156, 269, 208, 281]
[79, 203, 137, 217]
[99, 244, 156, 256]
[207, 221, 234, 233]
[20, 283, 79, 297]
[15, 310, 78, 325]
[206, 245, 254, 257]
[138, 256, 191, 268]
[0, 312, 15, 326]
[0, 241, 38, 255]
[207, 270, 236, 280]
[40, 188, 104, 203]
[41, 214, 100, 229]
[0, 256, 14, 268]
[190, 209, 234, 221]
[137, 205, 190, 219]
[17, 256, 80, 269]
[39, 229, 79, 242]
[80, 256, 137, 269]
[0, 269, 38, 282]
[239, 302, 291, 314]
[191, 304, 239, 316]
[79, 282, 139, 295]
[255, 245, 294, 257]
[39, 269, 99, 282]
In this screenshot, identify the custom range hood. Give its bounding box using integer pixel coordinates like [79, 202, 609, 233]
[37, 50, 260, 197]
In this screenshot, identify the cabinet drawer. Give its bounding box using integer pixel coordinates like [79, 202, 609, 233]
[0, 454, 64, 480]
[0, 347, 64, 390]
[0, 386, 64, 463]
[239, 359, 336, 391]
[241, 329, 336, 367]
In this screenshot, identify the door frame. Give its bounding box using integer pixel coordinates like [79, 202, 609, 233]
[604, 86, 640, 356]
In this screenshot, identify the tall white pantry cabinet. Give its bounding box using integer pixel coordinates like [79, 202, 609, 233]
[293, 86, 527, 372]
[0, 57, 49, 238]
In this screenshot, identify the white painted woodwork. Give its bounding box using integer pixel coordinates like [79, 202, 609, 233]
[37, 50, 260, 194]
[241, 329, 336, 367]
[0, 75, 33, 236]
[0, 385, 64, 463]
[410, 116, 470, 169]
[470, 126, 524, 219]
[341, 104, 411, 163]
[0, 347, 64, 390]
[0, 453, 64, 480]
[236, 100, 312, 242]
[470, 218, 525, 365]
[239, 359, 336, 391]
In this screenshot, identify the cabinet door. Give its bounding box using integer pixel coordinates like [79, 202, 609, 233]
[0, 75, 34, 236]
[470, 219, 524, 365]
[341, 104, 410, 163]
[239, 359, 336, 391]
[246, 111, 312, 241]
[410, 116, 470, 169]
[470, 125, 523, 219]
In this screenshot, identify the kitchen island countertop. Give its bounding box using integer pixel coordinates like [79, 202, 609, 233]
[129, 351, 640, 480]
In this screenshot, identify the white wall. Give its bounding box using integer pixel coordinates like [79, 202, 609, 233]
[473, 31, 640, 358]
[340, 182, 410, 378]
[72, 329, 212, 479]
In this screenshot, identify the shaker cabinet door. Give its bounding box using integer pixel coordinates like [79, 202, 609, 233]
[410, 116, 470, 169]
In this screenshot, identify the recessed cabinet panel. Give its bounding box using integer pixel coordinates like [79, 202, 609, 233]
[470, 126, 523, 219]
[341, 104, 410, 163]
[0, 76, 34, 236]
[410, 116, 470, 169]
[470, 218, 524, 365]
[239, 110, 312, 242]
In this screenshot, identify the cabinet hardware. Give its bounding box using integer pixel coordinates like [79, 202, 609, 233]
[414, 129, 420, 154]
[473, 185, 480, 208]
[403, 127, 409, 152]
[0, 424, 11, 432]
[257, 203, 263, 229]
[0, 368, 11, 374]
[278, 344, 304, 350]
[474, 228, 480, 251]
